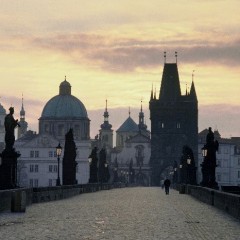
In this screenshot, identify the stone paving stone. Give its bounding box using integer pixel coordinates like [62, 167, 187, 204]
[0, 187, 240, 240]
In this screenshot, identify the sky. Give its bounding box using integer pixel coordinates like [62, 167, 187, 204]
[0, 0, 240, 140]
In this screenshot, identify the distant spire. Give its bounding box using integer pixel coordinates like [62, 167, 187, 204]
[20, 93, 25, 118]
[65, 75, 67, 81]
[164, 51, 166, 63]
[105, 99, 108, 112]
[175, 51, 178, 64]
[129, 107, 131, 117]
[101, 99, 112, 130]
[154, 86, 156, 99]
[139, 100, 146, 131]
[185, 83, 188, 96]
[192, 70, 195, 82]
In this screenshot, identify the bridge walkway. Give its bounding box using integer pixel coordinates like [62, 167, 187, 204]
[0, 187, 239, 240]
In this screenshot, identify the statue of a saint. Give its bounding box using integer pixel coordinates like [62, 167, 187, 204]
[4, 107, 20, 150]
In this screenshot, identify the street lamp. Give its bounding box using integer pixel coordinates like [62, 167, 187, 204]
[202, 146, 207, 157]
[56, 143, 62, 186]
[88, 157, 92, 164]
[187, 156, 191, 184]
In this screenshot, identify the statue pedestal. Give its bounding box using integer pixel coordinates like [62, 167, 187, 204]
[0, 149, 20, 190]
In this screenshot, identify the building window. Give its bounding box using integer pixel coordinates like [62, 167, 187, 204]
[75, 125, 80, 136]
[34, 179, 38, 187]
[217, 160, 221, 167]
[35, 151, 39, 158]
[54, 165, 58, 172]
[54, 151, 57, 157]
[58, 124, 64, 136]
[29, 179, 33, 187]
[30, 151, 34, 158]
[49, 179, 52, 187]
[224, 147, 229, 154]
[238, 171, 240, 178]
[217, 174, 221, 181]
[238, 158, 240, 166]
[35, 165, 38, 172]
[49, 165, 53, 172]
[44, 124, 49, 133]
[49, 151, 53, 158]
[30, 164, 34, 172]
[176, 122, 181, 129]
[218, 147, 221, 154]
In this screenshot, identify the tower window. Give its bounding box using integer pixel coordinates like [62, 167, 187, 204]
[176, 123, 181, 129]
[158, 122, 164, 129]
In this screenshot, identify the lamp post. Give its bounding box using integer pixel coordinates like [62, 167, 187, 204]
[179, 164, 183, 183]
[56, 143, 62, 186]
[187, 156, 191, 184]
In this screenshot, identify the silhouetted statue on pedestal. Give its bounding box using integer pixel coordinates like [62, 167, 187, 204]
[0, 107, 21, 190]
[62, 128, 77, 185]
[201, 127, 219, 189]
[4, 107, 20, 151]
[89, 147, 98, 183]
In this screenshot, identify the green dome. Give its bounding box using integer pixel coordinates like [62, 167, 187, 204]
[41, 78, 88, 119]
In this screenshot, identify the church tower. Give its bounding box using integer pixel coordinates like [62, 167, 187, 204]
[18, 95, 28, 139]
[149, 54, 198, 185]
[138, 101, 150, 138]
[99, 100, 113, 149]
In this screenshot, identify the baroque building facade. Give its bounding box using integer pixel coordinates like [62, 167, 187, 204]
[15, 78, 91, 187]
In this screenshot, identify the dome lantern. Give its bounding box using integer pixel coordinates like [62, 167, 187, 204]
[59, 76, 71, 95]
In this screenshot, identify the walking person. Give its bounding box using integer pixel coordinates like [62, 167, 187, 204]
[164, 178, 171, 195]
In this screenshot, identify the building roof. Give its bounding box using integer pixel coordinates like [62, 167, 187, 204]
[40, 78, 88, 119]
[116, 116, 139, 132]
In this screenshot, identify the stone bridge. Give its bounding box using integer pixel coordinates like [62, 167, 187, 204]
[0, 185, 240, 239]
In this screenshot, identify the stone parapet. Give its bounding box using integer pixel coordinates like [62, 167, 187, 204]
[0, 182, 125, 213]
[182, 184, 240, 220]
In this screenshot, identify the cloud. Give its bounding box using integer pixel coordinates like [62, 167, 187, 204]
[28, 34, 240, 72]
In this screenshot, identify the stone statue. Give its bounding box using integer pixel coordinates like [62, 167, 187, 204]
[4, 107, 20, 150]
[206, 127, 214, 145]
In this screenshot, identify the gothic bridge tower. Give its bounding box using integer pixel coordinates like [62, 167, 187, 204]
[149, 54, 198, 186]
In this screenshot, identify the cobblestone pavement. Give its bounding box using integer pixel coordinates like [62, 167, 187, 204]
[0, 187, 240, 240]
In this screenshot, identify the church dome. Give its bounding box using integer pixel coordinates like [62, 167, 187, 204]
[41, 78, 88, 119]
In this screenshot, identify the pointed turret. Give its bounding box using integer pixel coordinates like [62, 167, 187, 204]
[159, 63, 181, 101]
[190, 81, 197, 101]
[150, 84, 153, 100]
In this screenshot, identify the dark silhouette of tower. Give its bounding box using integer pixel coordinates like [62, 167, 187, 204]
[149, 57, 198, 186]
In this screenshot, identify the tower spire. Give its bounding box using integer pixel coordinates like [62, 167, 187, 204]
[129, 107, 131, 117]
[175, 51, 178, 64]
[20, 93, 25, 119]
[164, 51, 166, 63]
[105, 99, 108, 112]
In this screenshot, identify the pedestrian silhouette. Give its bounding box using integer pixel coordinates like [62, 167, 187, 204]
[164, 179, 171, 195]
